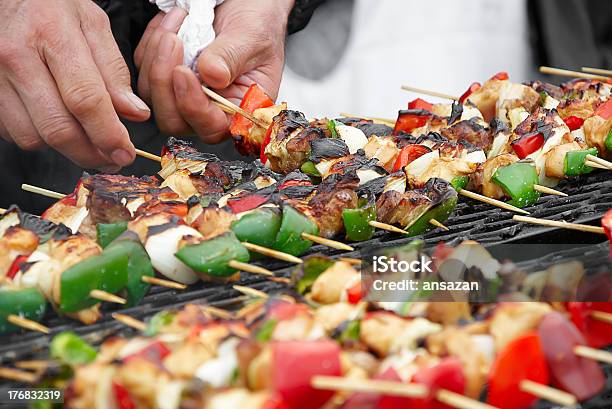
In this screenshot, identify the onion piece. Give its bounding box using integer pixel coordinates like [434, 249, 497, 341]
[145, 225, 201, 284]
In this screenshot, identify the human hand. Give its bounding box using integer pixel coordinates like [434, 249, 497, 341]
[135, 0, 294, 144]
[0, 0, 151, 171]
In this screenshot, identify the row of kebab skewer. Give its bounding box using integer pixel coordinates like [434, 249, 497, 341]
[0, 66, 611, 408]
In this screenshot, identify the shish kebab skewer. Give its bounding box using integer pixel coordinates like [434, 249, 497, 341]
[582, 67, 612, 77]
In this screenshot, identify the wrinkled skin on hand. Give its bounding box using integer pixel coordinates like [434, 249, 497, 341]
[0, 0, 151, 171]
[135, 0, 293, 144]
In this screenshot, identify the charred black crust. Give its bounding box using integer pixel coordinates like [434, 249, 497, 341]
[273, 110, 310, 142]
[164, 137, 220, 162]
[416, 178, 457, 207]
[448, 101, 464, 125]
[309, 138, 350, 163]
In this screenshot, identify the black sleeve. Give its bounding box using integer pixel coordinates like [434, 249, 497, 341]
[287, 0, 328, 34]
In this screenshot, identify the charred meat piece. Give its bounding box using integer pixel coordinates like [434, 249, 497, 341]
[526, 80, 564, 99]
[556, 98, 598, 120]
[469, 153, 518, 200]
[306, 173, 359, 238]
[159, 137, 220, 179]
[440, 118, 492, 151]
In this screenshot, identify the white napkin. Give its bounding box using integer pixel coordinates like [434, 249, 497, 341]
[151, 0, 225, 68]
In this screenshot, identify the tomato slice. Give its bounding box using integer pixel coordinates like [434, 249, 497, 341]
[230, 84, 274, 138]
[378, 358, 466, 409]
[567, 302, 612, 348]
[393, 111, 432, 135]
[512, 133, 545, 159]
[459, 82, 482, 104]
[408, 98, 434, 112]
[538, 312, 604, 400]
[563, 115, 585, 131]
[272, 340, 341, 409]
[594, 99, 612, 120]
[490, 71, 509, 81]
[488, 332, 549, 409]
[392, 145, 431, 171]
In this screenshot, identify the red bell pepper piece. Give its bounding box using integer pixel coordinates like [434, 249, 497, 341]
[490, 71, 509, 81]
[393, 110, 431, 135]
[346, 281, 362, 304]
[538, 312, 604, 400]
[378, 358, 466, 409]
[563, 115, 585, 131]
[458, 82, 482, 104]
[261, 123, 274, 164]
[227, 194, 269, 214]
[278, 179, 312, 190]
[112, 382, 136, 409]
[262, 394, 292, 409]
[488, 332, 549, 409]
[272, 340, 341, 409]
[392, 145, 431, 171]
[7, 255, 28, 280]
[511, 133, 545, 159]
[266, 301, 310, 321]
[408, 98, 433, 112]
[230, 84, 274, 138]
[122, 340, 171, 365]
[594, 99, 612, 120]
[567, 302, 612, 348]
[603, 209, 612, 258]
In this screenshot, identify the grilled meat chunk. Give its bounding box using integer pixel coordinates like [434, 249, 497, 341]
[159, 137, 220, 179]
[469, 153, 518, 199]
[307, 173, 359, 238]
[440, 119, 492, 151]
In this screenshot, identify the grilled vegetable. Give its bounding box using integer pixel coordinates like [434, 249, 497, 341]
[491, 162, 540, 207]
[342, 196, 376, 242]
[273, 205, 319, 256]
[0, 287, 47, 334]
[175, 232, 249, 278]
[96, 222, 128, 248]
[231, 208, 282, 249]
[563, 148, 597, 176]
[50, 332, 97, 365]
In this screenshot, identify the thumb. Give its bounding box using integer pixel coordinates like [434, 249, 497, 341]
[197, 29, 261, 89]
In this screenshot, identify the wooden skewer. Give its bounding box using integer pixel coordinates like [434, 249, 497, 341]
[301, 232, 355, 251]
[312, 375, 428, 398]
[533, 185, 568, 197]
[141, 276, 187, 290]
[112, 313, 147, 331]
[574, 345, 612, 365]
[582, 67, 612, 76]
[21, 184, 65, 200]
[591, 310, 612, 324]
[200, 305, 235, 320]
[429, 219, 450, 231]
[242, 242, 303, 264]
[135, 149, 161, 162]
[585, 160, 609, 170]
[7, 314, 50, 334]
[519, 380, 577, 407]
[539, 66, 609, 81]
[0, 207, 6, 214]
[369, 220, 409, 235]
[435, 389, 498, 409]
[339, 257, 362, 265]
[339, 112, 396, 126]
[401, 85, 459, 101]
[212, 100, 236, 115]
[232, 285, 269, 299]
[512, 215, 605, 234]
[228, 260, 274, 277]
[89, 289, 126, 305]
[201, 86, 269, 129]
[459, 189, 530, 215]
[15, 360, 52, 371]
[586, 154, 612, 170]
[0, 367, 38, 384]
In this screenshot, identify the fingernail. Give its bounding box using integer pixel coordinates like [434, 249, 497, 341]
[111, 149, 133, 167]
[158, 34, 176, 60]
[161, 7, 185, 31]
[173, 70, 188, 98]
[125, 91, 150, 112]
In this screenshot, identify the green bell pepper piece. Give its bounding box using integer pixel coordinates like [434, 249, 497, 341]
[450, 175, 469, 191]
[300, 161, 321, 177]
[292, 256, 335, 294]
[255, 319, 277, 342]
[59, 243, 130, 313]
[404, 196, 458, 236]
[327, 119, 343, 138]
[144, 310, 175, 336]
[175, 232, 250, 278]
[96, 222, 128, 248]
[231, 208, 282, 249]
[492, 162, 540, 208]
[342, 197, 376, 242]
[605, 129, 612, 151]
[564, 147, 597, 176]
[273, 205, 319, 256]
[50, 332, 97, 366]
[0, 288, 47, 334]
[337, 320, 360, 343]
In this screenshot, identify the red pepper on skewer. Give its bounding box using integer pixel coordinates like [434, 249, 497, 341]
[346, 281, 362, 304]
[261, 123, 274, 164]
[458, 82, 481, 104]
[278, 180, 312, 190]
[393, 110, 432, 135]
[511, 133, 545, 159]
[594, 99, 612, 120]
[230, 84, 274, 139]
[122, 340, 171, 365]
[266, 302, 310, 321]
[563, 115, 585, 131]
[603, 209, 612, 257]
[567, 302, 612, 348]
[392, 145, 431, 171]
[272, 340, 341, 409]
[408, 98, 434, 112]
[112, 382, 136, 409]
[6, 255, 28, 280]
[490, 71, 509, 81]
[488, 332, 549, 409]
[227, 194, 269, 214]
